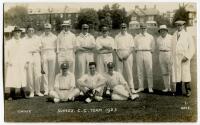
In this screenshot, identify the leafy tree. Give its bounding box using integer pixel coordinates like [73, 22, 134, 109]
[155, 15, 171, 27]
[111, 6, 129, 29]
[76, 8, 99, 30]
[173, 6, 189, 26]
[4, 5, 28, 27]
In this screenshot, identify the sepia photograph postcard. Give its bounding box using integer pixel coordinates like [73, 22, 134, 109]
[1, 0, 198, 123]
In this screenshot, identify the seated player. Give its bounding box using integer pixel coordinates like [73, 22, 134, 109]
[104, 62, 139, 101]
[49, 62, 80, 103]
[77, 62, 106, 103]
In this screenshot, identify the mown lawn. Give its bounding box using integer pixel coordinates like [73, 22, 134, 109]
[4, 27, 197, 122]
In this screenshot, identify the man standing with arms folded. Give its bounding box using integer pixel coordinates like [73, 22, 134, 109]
[76, 24, 96, 79]
[134, 24, 155, 93]
[40, 23, 57, 95]
[24, 25, 44, 97]
[114, 23, 136, 94]
[56, 20, 76, 73]
[171, 20, 195, 97]
[96, 25, 115, 74]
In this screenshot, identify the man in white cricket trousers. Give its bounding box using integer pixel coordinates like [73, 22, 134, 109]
[24, 25, 44, 97]
[77, 62, 106, 103]
[114, 23, 136, 94]
[5, 27, 28, 101]
[134, 24, 155, 93]
[49, 62, 80, 103]
[171, 20, 195, 97]
[96, 26, 115, 73]
[157, 25, 173, 93]
[56, 20, 76, 73]
[76, 24, 96, 79]
[40, 23, 57, 95]
[104, 62, 139, 101]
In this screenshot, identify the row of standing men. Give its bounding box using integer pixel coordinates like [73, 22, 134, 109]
[5, 20, 195, 102]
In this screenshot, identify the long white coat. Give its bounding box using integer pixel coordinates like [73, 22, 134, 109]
[5, 38, 28, 88]
[171, 30, 195, 82]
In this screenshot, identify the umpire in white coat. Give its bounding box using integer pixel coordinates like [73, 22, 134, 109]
[171, 20, 195, 97]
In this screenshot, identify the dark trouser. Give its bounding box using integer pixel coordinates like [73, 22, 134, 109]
[9, 87, 27, 99]
[9, 88, 16, 99]
[176, 82, 182, 95]
[20, 87, 27, 98]
[184, 82, 191, 93]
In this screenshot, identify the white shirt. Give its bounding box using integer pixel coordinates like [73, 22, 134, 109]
[40, 32, 57, 50]
[157, 34, 172, 51]
[57, 31, 76, 51]
[115, 32, 134, 58]
[96, 36, 115, 62]
[114, 32, 134, 50]
[134, 32, 155, 51]
[104, 71, 127, 90]
[78, 72, 105, 89]
[54, 72, 75, 90]
[23, 35, 42, 62]
[76, 33, 95, 52]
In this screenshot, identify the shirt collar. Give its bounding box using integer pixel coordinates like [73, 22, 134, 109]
[80, 33, 89, 37]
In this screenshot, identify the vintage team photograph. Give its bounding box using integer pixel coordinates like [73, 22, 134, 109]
[3, 2, 197, 122]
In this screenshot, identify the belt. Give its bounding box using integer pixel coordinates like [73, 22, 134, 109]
[42, 48, 55, 51]
[59, 88, 70, 90]
[59, 48, 74, 51]
[136, 50, 151, 52]
[160, 50, 170, 52]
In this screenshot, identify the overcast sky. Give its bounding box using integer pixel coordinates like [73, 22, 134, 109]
[4, 2, 196, 13]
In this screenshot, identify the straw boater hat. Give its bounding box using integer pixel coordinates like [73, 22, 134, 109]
[61, 20, 71, 26]
[174, 20, 186, 25]
[158, 25, 168, 33]
[12, 26, 22, 32]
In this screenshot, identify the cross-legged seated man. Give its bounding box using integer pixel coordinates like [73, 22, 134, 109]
[104, 62, 139, 101]
[49, 62, 80, 103]
[77, 62, 106, 103]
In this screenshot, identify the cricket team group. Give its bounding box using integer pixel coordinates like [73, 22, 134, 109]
[4, 19, 195, 103]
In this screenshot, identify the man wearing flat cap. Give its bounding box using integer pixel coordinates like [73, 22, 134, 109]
[5, 26, 29, 100]
[23, 25, 44, 97]
[104, 62, 139, 101]
[171, 20, 195, 97]
[157, 25, 173, 93]
[56, 20, 76, 73]
[76, 24, 96, 79]
[49, 62, 80, 103]
[114, 23, 136, 94]
[40, 23, 57, 95]
[134, 23, 155, 93]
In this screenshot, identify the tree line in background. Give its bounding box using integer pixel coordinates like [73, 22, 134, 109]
[4, 3, 189, 32]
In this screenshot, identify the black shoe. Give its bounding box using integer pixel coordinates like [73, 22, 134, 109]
[186, 90, 191, 97]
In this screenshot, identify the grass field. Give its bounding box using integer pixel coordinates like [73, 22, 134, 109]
[4, 27, 197, 122]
